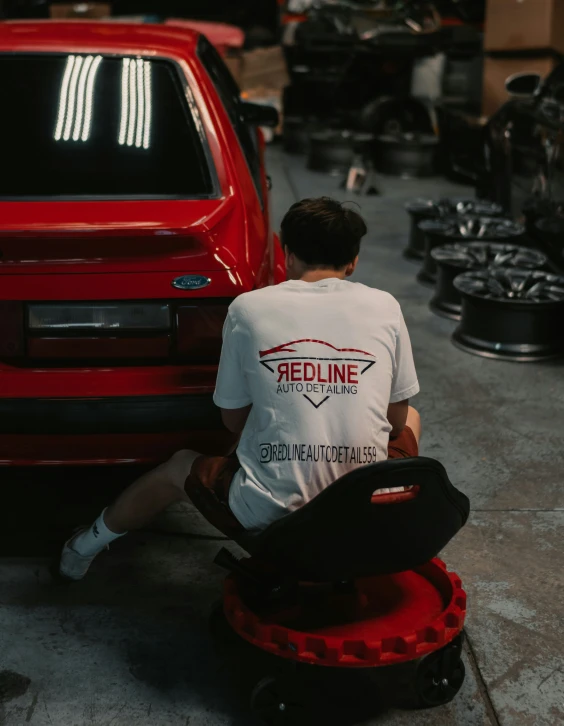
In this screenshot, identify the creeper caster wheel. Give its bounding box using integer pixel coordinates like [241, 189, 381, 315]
[415, 635, 465, 707]
[250, 676, 310, 725]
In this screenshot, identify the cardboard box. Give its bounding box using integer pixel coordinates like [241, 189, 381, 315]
[484, 0, 564, 54]
[50, 3, 111, 19]
[240, 45, 290, 92]
[482, 55, 558, 116]
[224, 52, 244, 88]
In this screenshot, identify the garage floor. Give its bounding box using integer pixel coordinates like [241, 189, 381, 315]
[1, 146, 563, 726]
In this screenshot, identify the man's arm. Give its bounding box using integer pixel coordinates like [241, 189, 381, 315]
[221, 404, 253, 434]
[213, 311, 253, 431]
[387, 399, 409, 439]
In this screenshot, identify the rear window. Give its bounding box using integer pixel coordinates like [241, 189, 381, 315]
[0, 54, 214, 198]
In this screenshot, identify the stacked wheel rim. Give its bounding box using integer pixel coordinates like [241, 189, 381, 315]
[430, 242, 547, 320]
[418, 217, 525, 287]
[452, 268, 564, 361]
[404, 198, 505, 261]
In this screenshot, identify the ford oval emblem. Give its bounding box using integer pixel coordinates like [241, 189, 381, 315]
[172, 275, 211, 291]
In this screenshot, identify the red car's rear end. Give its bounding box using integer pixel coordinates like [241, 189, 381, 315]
[0, 22, 283, 466]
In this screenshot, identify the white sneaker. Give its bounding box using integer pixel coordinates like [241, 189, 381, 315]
[58, 530, 105, 582]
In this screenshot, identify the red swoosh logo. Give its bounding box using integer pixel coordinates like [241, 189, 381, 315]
[259, 339, 375, 358]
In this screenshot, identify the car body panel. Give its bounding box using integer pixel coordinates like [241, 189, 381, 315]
[0, 21, 282, 465]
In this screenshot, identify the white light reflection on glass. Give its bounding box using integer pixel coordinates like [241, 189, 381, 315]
[127, 56, 137, 147]
[143, 60, 152, 149]
[118, 58, 130, 146]
[81, 55, 103, 141]
[54, 55, 76, 141]
[54, 54, 103, 143]
[119, 57, 153, 150]
[135, 59, 145, 149]
[72, 55, 93, 141]
[63, 55, 83, 141]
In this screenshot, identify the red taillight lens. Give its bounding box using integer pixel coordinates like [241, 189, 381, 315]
[0, 302, 24, 358]
[176, 303, 229, 362]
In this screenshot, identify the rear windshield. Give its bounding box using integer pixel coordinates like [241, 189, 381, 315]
[0, 54, 214, 198]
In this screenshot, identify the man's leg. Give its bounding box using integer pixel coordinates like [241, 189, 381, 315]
[406, 406, 421, 445]
[58, 450, 200, 581]
[378, 406, 422, 497]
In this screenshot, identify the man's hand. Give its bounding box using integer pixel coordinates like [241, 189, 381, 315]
[220, 405, 253, 434]
[387, 399, 409, 439]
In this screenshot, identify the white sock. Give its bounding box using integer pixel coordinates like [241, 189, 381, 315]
[70, 509, 126, 557]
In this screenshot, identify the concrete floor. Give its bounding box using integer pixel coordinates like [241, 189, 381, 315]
[1, 146, 563, 726]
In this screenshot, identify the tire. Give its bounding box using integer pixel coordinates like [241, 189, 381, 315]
[359, 97, 433, 136]
[375, 133, 438, 178]
[250, 676, 310, 725]
[307, 130, 373, 175]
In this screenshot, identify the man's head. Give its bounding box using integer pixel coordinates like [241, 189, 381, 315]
[280, 197, 367, 280]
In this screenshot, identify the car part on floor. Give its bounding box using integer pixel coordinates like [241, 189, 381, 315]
[308, 130, 374, 175]
[418, 217, 525, 286]
[374, 132, 438, 178]
[452, 268, 564, 361]
[404, 197, 505, 261]
[430, 242, 548, 320]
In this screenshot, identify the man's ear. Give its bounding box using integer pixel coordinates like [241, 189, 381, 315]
[345, 256, 359, 277]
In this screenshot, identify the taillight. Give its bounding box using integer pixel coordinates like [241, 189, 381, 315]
[28, 303, 171, 332]
[176, 302, 230, 362]
[0, 302, 24, 358]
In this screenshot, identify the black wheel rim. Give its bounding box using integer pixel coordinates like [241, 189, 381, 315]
[417, 654, 465, 706]
[431, 242, 547, 271]
[416, 639, 466, 707]
[405, 198, 504, 219]
[454, 269, 564, 303]
[250, 677, 308, 725]
[436, 198, 504, 218]
[443, 217, 524, 241]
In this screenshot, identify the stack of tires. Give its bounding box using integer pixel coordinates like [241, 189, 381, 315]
[404, 198, 564, 362]
[283, 96, 437, 180]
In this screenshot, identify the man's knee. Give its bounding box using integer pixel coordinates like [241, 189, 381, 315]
[163, 449, 199, 492]
[408, 405, 420, 422]
[407, 406, 421, 440]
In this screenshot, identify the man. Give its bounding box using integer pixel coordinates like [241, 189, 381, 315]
[59, 197, 420, 580]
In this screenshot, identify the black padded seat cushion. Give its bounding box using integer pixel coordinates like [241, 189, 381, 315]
[236, 457, 470, 582]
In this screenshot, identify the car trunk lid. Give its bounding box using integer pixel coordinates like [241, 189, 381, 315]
[0, 197, 241, 274]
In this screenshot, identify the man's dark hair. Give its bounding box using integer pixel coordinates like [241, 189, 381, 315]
[280, 197, 367, 269]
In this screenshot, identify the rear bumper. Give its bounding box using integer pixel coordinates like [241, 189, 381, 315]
[0, 394, 237, 466]
[0, 394, 221, 435]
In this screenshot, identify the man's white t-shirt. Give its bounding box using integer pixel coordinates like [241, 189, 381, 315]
[213, 278, 419, 531]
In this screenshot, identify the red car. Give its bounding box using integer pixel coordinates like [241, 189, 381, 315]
[0, 21, 284, 466]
